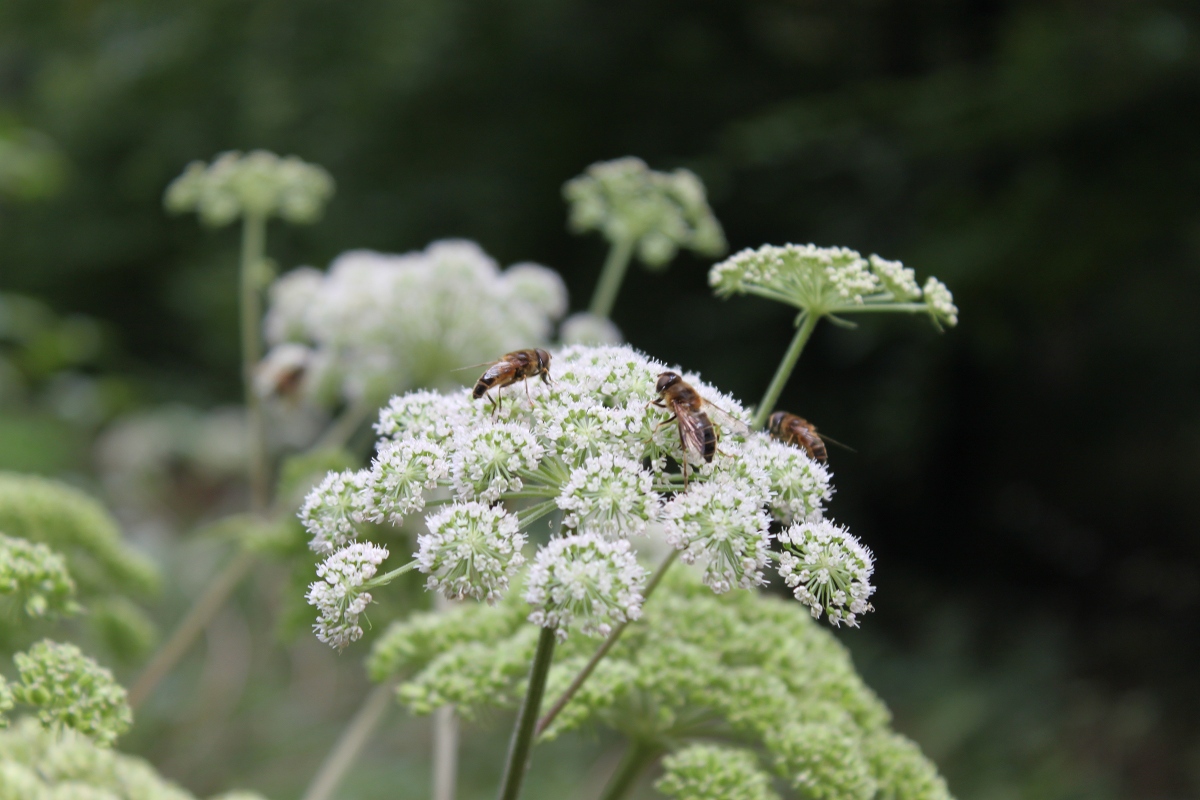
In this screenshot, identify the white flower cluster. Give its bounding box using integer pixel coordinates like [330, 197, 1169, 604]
[300, 345, 870, 646]
[564, 157, 726, 269]
[260, 240, 569, 406]
[304, 542, 389, 650]
[710, 243, 956, 328]
[777, 519, 875, 627]
[164, 150, 334, 226]
[525, 534, 646, 639]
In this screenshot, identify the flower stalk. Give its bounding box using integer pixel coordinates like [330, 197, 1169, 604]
[301, 678, 398, 800]
[751, 311, 819, 430]
[588, 236, 634, 320]
[597, 742, 659, 800]
[496, 626, 558, 800]
[535, 549, 678, 737]
[240, 212, 270, 514]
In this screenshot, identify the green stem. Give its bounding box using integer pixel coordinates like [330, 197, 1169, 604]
[588, 236, 635, 320]
[128, 548, 257, 709]
[315, 398, 374, 452]
[596, 742, 658, 800]
[752, 311, 820, 430]
[535, 549, 679, 737]
[365, 559, 419, 589]
[240, 212, 270, 513]
[301, 678, 398, 800]
[496, 626, 559, 800]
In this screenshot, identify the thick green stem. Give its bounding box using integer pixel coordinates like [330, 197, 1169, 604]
[588, 237, 635, 320]
[240, 212, 270, 513]
[535, 549, 679, 737]
[301, 678, 398, 800]
[496, 626, 558, 800]
[596, 742, 658, 800]
[752, 311, 820, 430]
[128, 548, 257, 709]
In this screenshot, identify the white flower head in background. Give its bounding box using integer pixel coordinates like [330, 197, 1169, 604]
[564, 157, 726, 270]
[261, 241, 569, 407]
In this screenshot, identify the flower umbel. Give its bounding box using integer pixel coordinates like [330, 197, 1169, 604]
[11, 640, 132, 746]
[0, 534, 77, 617]
[662, 479, 772, 593]
[164, 150, 334, 226]
[417, 502, 526, 603]
[525, 533, 647, 640]
[710, 243, 954, 328]
[564, 157, 725, 269]
[777, 519, 875, 627]
[305, 542, 389, 650]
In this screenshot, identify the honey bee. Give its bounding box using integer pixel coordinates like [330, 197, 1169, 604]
[651, 371, 749, 486]
[767, 411, 828, 463]
[471, 348, 553, 413]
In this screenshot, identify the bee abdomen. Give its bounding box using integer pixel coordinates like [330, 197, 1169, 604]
[700, 413, 717, 463]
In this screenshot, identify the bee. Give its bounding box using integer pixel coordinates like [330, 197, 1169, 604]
[471, 348, 553, 413]
[650, 371, 749, 486]
[767, 411, 828, 463]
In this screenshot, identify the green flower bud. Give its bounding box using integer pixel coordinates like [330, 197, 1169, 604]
[12, 641, 131, 746]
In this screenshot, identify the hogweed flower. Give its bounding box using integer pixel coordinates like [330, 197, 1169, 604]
[299, 344, 861, 649]
[11, 641, 132, 746]
[164, 150, 334, 226]
[662, 479, 772, 593]
[261, 241, 568, 406]
[776, 519, 875, 627]
[922, 277, 959, 329]
[564, 157, 726, 270]
[300, 469, 371, 554]
[0, 534, 77, 617]
[305, 542, 389, 650]
[525, 533, 646, 640]
[710, 243, 955, 329]
[417, 502, 526, 603]
[559, 312, 623, 346]
[557, 453, 659, 538]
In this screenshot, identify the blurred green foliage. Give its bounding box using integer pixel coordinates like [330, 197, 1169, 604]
[1, 1, 1198, 798]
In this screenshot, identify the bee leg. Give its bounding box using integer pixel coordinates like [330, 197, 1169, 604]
[485, 390, 499, 419]
[652, 415, 677, 433]
[541, 370, 552, 385]
[681, 457, 690, 489]
[525, 377, 534, 408]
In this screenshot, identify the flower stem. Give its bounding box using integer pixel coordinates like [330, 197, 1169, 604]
[315, 398, 374, 452]
[535, 549, 679, 737]
[752, 311, 820, 430]
[596, 742, 658, 800]
[496, 626, 558, 800]
[128, 548, 257, 709]
[433, 698, 459, 800]
[366, 559, 419, 589]
[240, 212, 270, 513]
[588, 236, 635, 320]
[301, 678, 398, 800]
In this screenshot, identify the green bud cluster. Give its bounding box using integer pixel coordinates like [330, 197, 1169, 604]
[10, 641, 131, 746]
[164, 150, 334, 226]
[0, 718, 268, 800]
[0, 474, 158, 659]
[374, 569, 952, 800]
[0, 534, 77, 618]
[656, 744, 781, 800]
[564, 157, 726, 269]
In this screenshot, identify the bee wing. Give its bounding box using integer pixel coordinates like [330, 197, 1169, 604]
[675, 408, 711, 460]
[451, 360, 501, 373]
[815, 431, 856, 453]
[699, 399, 752, 437]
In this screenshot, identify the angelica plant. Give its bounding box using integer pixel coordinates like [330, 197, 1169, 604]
[565, 157, 726, 321]
[710, 244, 958, 427]
[165, 150, 334, 512]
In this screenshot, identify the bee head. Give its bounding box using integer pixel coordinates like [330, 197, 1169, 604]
[767, 411, 786, 434]
[534, 348, 552, 372]
[655, 371, 681, 395]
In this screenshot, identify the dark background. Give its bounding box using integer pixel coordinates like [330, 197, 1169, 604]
[2, 1, 1199, 797]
